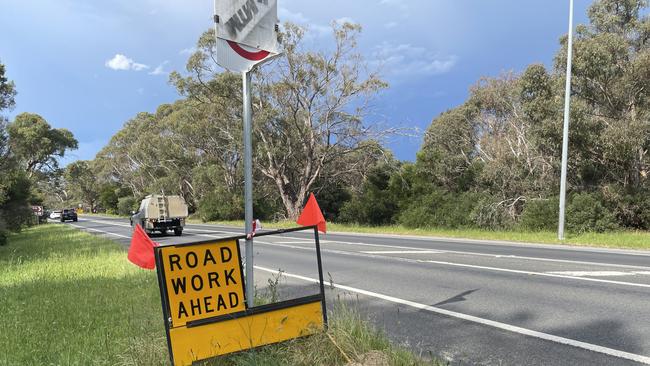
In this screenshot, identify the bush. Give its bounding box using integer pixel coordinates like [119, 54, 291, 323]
[117, 196, 137, 216]
[519, 197, 559, 231]
[470, 198, 514, 229]
[566, 193, 618, 233]
[197, 190, 243, 222]
[608, 189, 650, 229]
[399, 191, 480, 229]
[338, 168, 399, 226]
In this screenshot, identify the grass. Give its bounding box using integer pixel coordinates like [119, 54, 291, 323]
[0, 225, 441, 366]
[189, 218, 650, 251]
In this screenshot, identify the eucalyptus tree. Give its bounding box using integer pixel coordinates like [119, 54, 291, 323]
[7, 112, 77, 178]
[254, 22, 390, 219]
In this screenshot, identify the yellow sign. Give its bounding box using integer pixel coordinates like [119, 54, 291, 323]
[169, 299, 323, 366]
[155, 231, 327, 366]
[160, 240, 245, 327]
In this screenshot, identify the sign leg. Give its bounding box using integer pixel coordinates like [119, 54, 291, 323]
[243, 71, 255, 307]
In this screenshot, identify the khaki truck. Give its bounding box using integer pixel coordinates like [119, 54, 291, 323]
[130, 194, 188, 236]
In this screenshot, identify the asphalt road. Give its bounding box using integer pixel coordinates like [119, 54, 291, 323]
[68, 216, 650, 365]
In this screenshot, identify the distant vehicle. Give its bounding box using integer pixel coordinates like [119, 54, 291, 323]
[49, 210, 62, 220]
[130, 194, 188, 236]
[60, 209, 78, 222]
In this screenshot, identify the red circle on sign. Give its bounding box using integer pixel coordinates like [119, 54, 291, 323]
[227, 41, 271, 61]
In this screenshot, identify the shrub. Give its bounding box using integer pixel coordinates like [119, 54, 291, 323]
[519, 197, 559, 231]
[117, 196, 137, 216]
[399, 191, 480, 229]
[470, 198, 514, 229]
[566, 193, 618, 233]
[197, 190, 243, 222]
[608, 189, 650, 230]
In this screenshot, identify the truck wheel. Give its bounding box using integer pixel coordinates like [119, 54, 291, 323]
[174, 228, 183, 236]
[73, 218, 78, 222]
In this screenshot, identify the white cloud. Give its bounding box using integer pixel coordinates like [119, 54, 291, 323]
[105, 54, 149, 71]
[278, 7, 330, 38]
[149, 61, 169, 76]
[335, 17, 356, 25]
[371, 42, 457, 79]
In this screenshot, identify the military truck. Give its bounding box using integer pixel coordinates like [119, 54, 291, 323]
[130, 194, 188, 236]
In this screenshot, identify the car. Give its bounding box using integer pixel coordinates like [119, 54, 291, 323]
[60, 209, 78, 222]
[49, 210, 62, 220]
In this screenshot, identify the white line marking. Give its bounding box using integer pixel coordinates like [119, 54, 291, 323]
[80, 219, 131, 228]
[320, 240, 650, 271]
[81, 218, 650, 271]
[255, 241, 650, 289]
[274, 241, 314, 244]
[547, 271, 633, 277]
[424, 260, 650, 289]
[70, 224, 130, 238]
[254, 265, 650, 365]
[362, 250, 444, 254]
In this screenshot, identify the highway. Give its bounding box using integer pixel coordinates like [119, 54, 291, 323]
[69, 216, 650, 365]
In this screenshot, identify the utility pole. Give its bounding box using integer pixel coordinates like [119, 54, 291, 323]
[558, 0, 574, 240]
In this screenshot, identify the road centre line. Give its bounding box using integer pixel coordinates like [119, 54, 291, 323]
[81, 218, 650, 271]
[547, 271, 650, 277]
[81, 218, 242, 236]
[70, 224, 130, 239]
[321, 239, 650, 271]
[362, 250, 445, 254]
[254, 265, 650, 365]
[255, 241, 650, 289]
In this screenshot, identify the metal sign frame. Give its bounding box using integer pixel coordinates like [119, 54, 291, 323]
[154, 225, 327, 365]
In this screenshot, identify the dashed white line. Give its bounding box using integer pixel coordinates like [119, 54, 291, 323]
[79, 218, 650, 271]
[547, 271, 650, 277]
[361, 250, 444, 254]
[254, 265, 650, 365]
[70, 224, 130, 238]
[255, 241, 650, 289]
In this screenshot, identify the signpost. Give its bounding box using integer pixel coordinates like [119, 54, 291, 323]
[155, 227, 326, 366]
[214, 0, 280, 307]
[31, 206, 43, 216]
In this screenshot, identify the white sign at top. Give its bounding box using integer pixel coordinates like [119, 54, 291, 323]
[216, 0, 280, 54]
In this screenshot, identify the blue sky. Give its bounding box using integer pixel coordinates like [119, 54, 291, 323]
[0, 0, 590, 163]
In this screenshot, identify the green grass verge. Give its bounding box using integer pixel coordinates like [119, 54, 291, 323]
[188, 219, 650, 250]
[0, 225, 440, 366]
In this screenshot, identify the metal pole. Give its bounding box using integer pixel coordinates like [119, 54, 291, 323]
[558, 0, 574, 240]
[242, 71, 255, 307]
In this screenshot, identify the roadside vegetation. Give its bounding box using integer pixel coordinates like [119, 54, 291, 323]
[0, 225, 441, 366]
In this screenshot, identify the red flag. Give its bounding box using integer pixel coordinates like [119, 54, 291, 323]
[296, 193, 327, 233]
[127, 224, 159, 270]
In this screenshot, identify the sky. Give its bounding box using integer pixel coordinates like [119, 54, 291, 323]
[0, 0, 591, 163]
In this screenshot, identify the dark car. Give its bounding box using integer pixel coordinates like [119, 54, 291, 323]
[60, 209, 78, 222]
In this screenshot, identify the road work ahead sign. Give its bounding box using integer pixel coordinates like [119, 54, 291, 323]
[215, 0, 280, 72]
[155, 230, 326, 366]
[216, 0, 279, 53]
[162, 240, 245, 327]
